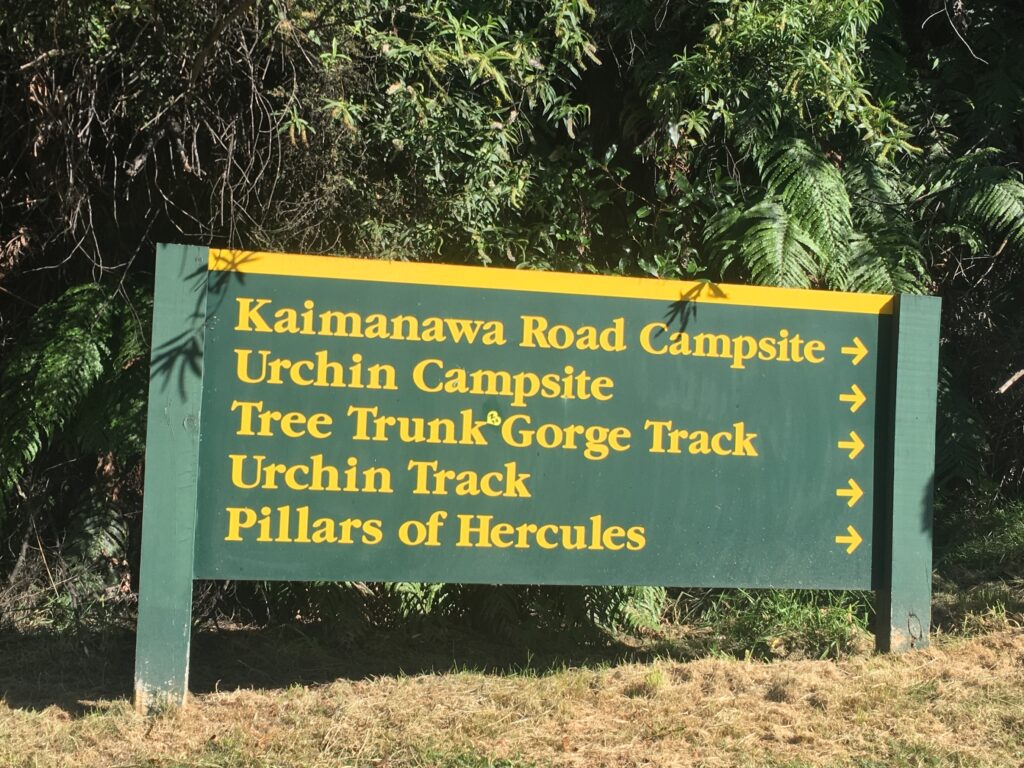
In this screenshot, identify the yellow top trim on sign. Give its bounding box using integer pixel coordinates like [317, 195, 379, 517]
[208, 248, 894, 315]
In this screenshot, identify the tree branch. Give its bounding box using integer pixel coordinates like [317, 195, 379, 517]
[189, 0, 256, 85]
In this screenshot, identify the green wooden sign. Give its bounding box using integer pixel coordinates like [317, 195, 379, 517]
[134, 243, 940, 712]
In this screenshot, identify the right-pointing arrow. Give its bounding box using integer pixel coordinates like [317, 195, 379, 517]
[835, 525, 863, 554]
[837, 431, 865, 460]
[841, 337, 868, 366]
[836, 478, 863, 507]
[839, 384, 867, 413]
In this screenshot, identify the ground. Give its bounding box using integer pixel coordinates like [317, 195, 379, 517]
[1, 618, 1022, 767]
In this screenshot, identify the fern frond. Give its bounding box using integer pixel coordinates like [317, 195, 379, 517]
[706, 199, 822, 288]
[960, 64, 1024, 147]
[917, 148, 1001, 196]
[923, 149, 1024, 254]
[845, 156, 908, 229]
[962, 176, 1024, 252]
[931, 223, 988, 255]
[849, 231, 925, 294]
[383, 581, 444, 618]
[0, 285, 118, 516]
[63, 489, 130, 562]
[732, 101, 783, 164]
[842, 157, 926, 293]
[69, 285, 152, 461]
[595, 585, 666, 634]
[760, 138, 854, 287]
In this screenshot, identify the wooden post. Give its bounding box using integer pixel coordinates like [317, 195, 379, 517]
[877, 294, 941, 652]
[134, 244, 208, 712]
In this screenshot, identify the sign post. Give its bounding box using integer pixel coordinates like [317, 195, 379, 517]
[877, 295, 941, 652]
[135, 244, 941, 711]
[134, 244, 206, 712]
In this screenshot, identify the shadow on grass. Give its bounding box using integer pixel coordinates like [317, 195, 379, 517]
[0, 622, 708, 717]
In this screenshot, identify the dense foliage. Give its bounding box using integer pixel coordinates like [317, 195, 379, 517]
[1, 0, 1021, 636]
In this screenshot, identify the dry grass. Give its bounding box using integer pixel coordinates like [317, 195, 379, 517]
[1, 626, 1022, 768]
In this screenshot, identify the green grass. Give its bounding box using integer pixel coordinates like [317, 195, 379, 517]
[417, 752, 536, 768]
[936, 500, 1024, 583]
[695, 589, 873, 660]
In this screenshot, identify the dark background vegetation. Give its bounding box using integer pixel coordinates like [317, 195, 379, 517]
[1, 0, 1021, 655]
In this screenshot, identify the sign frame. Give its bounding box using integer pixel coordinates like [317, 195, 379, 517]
[133, 243, 939, 712]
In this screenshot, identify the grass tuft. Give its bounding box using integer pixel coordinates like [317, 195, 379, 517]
[622, 668, 664, 698]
